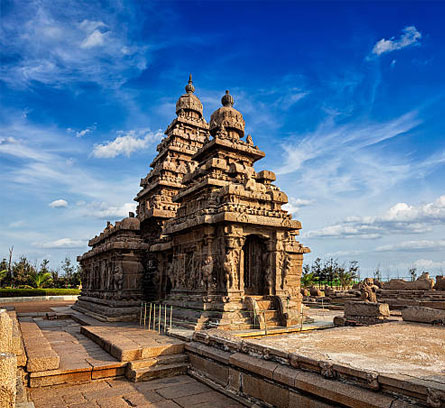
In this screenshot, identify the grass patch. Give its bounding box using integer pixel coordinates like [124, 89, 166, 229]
[0, 288, 80, 297]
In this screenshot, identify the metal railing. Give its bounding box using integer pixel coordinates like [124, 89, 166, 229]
[138, 301, 306, 337]
[139, 302, 173, 334]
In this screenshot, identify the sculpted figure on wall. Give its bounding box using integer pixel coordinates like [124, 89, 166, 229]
[202, 256, 214, 291]
[113, 264, 124, 292]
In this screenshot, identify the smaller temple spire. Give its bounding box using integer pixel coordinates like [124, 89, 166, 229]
[221, 90, 234, 107]
[185, 74, 195, 94]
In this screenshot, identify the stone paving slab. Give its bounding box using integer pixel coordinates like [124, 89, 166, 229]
[23, 318, 127, 387]
[81, 326, 185, 362]
[29, 375, 244, 408]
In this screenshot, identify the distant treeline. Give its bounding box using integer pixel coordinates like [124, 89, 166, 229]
[0, 249, 81, 289]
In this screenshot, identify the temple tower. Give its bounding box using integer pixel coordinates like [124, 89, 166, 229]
[134, 75, 208, 299]
[152, 91, 310, 330]
[76, 77, 208, 319]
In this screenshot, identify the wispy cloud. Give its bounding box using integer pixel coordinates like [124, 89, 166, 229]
[92, 129, 163, 158]
[0, 0, 148, 88]
[372, 26, 422, 56]
[375, 239, 445, 252]
[33, 238, 86, 249]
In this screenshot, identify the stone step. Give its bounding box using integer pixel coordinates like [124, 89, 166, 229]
[128, 354, 188, 370]
[126, 362, 188, 382]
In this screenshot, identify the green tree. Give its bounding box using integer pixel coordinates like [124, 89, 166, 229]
[12, 256, 36, 287]
[60, 258, 81, 287]
[301, 264, 315, 288]
[29, 270, 53, 288]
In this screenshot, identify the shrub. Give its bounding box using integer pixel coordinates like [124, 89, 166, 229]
[0, 288, 80, 297]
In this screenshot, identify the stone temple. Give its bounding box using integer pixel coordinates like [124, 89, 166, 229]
[75, 76, 310, 330]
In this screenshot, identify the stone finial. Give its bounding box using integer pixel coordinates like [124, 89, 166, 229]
[185, 74, 195, 94]
[129, 212, 135, 218]
[221, 90, 234, 107]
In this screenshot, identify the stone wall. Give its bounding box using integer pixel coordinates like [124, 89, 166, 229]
[185, 329, 443, 407]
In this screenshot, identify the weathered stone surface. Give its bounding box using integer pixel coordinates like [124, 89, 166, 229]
[310, 287, 323, 297]
[344, 301, 390, 324]
[0, 309, 13, 353]
[383, 273, 434, 290]
[435, 276, 445, 291]
[0, 352, 16, 408]
[402, 306, 445, 324]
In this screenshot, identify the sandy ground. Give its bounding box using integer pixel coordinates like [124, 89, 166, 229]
[249, 321, 445, 379]
[1, 300, 75, 313]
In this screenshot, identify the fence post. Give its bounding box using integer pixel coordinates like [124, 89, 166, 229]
[170, 306, 173, 331]
[300, 303, 304, 331]
[158, 304, 161, 333]
[263, 310, 267, 336]
[164, 304, 167, 333]
[139, 302, 143, 326]
[148, 303, 152, 331]
[143, 302, 147, 328]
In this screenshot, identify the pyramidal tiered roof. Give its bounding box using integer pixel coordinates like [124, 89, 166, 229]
[162, 90, 303, 240]
[135, 75, 208, 225]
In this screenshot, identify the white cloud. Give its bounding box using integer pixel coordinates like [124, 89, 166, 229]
[283, 197, 314, 215]
[33, 238, 86, 249]
[93, 129, 162, 158]
[72, 125, 96, 138]
[49, 199, 68, 208]
[306, 195, 445, 239]
[372, 26, 422, 56]
[81, 29, 108, 48]
[78, 201, 137, 219]
[375, 240, 445, 252]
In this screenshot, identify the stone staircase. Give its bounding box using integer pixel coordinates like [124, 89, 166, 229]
[246, 296, 284, 329]
[126, 354, 188, 382]
[80, 325, 188, 383]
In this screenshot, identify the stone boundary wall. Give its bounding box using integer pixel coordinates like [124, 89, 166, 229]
[0, 295, 79, 304]
[185, 330, 444, 407]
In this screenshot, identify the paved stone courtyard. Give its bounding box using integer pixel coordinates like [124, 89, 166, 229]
[249, 321, 445, 378]
[29, 375, 243, 408]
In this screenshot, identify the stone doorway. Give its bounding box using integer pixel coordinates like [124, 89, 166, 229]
[243, 235, 267, 295]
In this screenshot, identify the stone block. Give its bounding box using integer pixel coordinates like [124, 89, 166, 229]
[27, 351, 60, 372]
[188, 353, 229, 386]
[229, 352, 278, 380]
[0, 352, 16, 408]
[29, 370, 92, 387]
[0, 309, 13, 353]
[402, 306, 445, 324]
[242, 374, 289, 408]
[345, 301, 390, 319]
[289, 391, 337, 407]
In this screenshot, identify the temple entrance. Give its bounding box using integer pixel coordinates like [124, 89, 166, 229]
[243, 235, 267, 295]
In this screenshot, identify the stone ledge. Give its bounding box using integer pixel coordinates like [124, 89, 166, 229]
[19, 319, 60, 373]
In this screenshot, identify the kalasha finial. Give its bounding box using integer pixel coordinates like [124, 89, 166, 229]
[221, 90, 234, 107]
[185, 74, 195, 94]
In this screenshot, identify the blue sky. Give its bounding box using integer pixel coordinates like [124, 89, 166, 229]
[1, 0, 444, 278]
